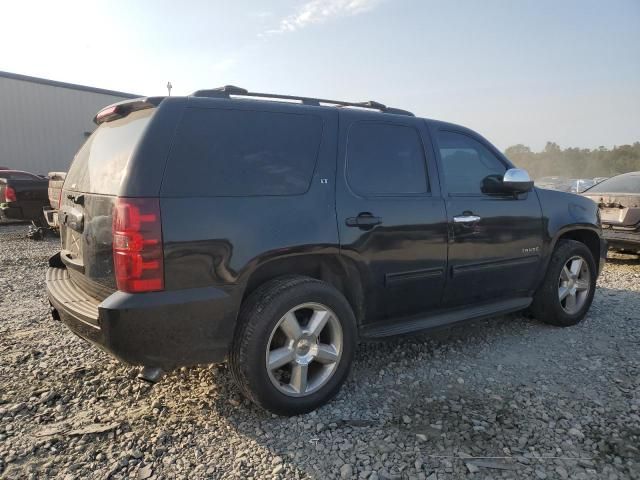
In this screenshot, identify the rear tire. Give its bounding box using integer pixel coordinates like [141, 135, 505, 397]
[229, 276, 357, 415]
[531, 239, 596, 327]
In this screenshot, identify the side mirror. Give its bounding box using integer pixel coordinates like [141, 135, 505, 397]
[502, 168, 533, 193]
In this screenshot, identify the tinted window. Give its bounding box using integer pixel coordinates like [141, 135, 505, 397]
[437, 131, 506, 195]
[163, 108, 323, 196]
[65, 108, 155, 194]
[585, 173, 640, 194]
[346, 122, 428, 195]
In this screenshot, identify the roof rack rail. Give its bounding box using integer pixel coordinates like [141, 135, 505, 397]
[191, 85, 414, 116]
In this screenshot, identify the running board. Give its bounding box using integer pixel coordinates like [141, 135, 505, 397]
[361, 297, 532, 338]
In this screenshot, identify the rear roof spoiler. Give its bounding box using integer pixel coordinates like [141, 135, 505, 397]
[94, 97, 165, 124]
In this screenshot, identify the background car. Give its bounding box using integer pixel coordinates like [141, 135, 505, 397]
[0, 169, 49, 225]
[535, 176, 566, 190]
[571, 178, 596, 193]
[535, 177, 575, 192]
[583, 171, 640, 254]
[43, 171, 66, 231]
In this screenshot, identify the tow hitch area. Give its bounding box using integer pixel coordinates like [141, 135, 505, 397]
[137, 366, 165, 384]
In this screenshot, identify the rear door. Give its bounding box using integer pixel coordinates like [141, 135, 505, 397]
[336, 111, 448, 322]
[59, 107, 157, 298]
[433, 128, 544, 307]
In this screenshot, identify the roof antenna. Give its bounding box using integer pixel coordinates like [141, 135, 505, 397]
[166, 81, 173, 96]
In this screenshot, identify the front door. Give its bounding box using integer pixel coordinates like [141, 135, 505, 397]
[432, 128, 544, 307]
[336, 112, 448, 323]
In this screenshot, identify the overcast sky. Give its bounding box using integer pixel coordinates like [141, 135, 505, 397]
[1, 0, 639, 151]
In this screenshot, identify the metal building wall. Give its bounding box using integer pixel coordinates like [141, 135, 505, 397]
[0, 73, 138, 174]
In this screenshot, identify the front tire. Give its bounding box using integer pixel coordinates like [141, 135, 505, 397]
[229, 276, 357, 415]
[531, 239, 597, 327]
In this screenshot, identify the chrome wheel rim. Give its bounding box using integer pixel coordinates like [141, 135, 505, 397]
[558, 255, 591, 314]
[265, 302, 343, 397]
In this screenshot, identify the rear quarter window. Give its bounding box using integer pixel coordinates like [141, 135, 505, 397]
[162, 108, 323, 196]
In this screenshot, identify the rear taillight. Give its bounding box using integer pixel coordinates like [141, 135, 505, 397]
[58, 188, 63, 210]
[112, 198, 164, 293]
[5, 186, 17, 202]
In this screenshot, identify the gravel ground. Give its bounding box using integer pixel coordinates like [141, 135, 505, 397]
[1, 223, 639, 480]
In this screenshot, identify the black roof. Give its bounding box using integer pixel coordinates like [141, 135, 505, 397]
[0, 70, 140, 99]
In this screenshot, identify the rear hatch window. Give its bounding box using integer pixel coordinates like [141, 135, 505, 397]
[65, 108, 155, 195]
[59, 107, 155, 295]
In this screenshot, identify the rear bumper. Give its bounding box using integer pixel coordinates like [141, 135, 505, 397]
[602, 229, 640, 251]
[46, 264, 237, 369]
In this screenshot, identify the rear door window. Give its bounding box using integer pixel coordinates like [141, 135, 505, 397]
[65, 108, 155, 195]
[346, 122, 428, 196]
[162, 108, 323, 196]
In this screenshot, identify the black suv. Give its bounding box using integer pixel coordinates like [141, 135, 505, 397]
[47, 87, 606, 415]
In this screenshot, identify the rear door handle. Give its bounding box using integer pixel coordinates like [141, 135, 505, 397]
[346, 213, 382, 229]
[453, 215, 481, 223]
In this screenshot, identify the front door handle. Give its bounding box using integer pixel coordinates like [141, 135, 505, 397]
[346, 213, 382, 229]
[453, 214, 481, 223]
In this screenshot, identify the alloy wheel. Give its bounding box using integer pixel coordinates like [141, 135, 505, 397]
[265, 303, 343, 397]
[558, 255, 591, 314]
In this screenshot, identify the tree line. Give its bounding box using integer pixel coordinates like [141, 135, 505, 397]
[504, 142, 640, 179]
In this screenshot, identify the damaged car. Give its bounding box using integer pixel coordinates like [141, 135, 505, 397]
[583, 171, 640, 254]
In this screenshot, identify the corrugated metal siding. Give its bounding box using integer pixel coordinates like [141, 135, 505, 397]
[0, 76, 137, 174]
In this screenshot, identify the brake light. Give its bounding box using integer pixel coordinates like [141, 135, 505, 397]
[96, 105, 120, 123]
[58, 188, 63, 210]
[112, 198, 164, 293]
[5, 186, 17, 202]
